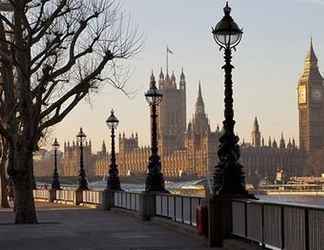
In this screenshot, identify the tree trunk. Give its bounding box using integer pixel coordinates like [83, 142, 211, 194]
[14, 149, 38, 224]
[0, 142, 9, 208]
[0, 164, 9, 208]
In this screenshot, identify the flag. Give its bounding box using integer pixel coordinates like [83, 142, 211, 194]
[167, 46, 174, 54]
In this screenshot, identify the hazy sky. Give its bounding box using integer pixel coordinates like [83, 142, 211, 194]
[53, 0, 324, 153]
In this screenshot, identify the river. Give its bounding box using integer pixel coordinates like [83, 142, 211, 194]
[39, 179, 324, 208]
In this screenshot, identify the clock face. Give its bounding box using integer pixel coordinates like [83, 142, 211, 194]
[298, 85, 306, 104]
[312, 89, 322, 102]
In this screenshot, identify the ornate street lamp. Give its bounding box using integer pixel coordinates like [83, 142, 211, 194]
[105, 109, 121, 190]
[76, 128, 89, 191]
[51, 138, 61, 190]
[145, 72, 168, 192]
[211, 2, 247, 196]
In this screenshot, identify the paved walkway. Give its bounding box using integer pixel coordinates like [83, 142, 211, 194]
[0, 205, 262, 250]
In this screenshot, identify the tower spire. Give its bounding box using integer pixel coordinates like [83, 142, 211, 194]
[253, 117, 259, 131]
[180, 68, 185, 79]
[302, 38, 319, 75]
[159, 68, 164, 79]
[195, 81, 205, 114]
[279, 132, 286, 149]
[102, 140, 106, 154]
[308, 37, 317, 63]
[252, 116, 261, 147]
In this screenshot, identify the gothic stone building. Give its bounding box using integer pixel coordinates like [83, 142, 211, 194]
[298, 40, 324, 175]
[40, 41, 324, 183]
[96, 67, 307, 185]
[92, 41, 324, 183]
[115, 72, 220, 178]
[60, 140, 96, 177]
[241, 117, 305, 185]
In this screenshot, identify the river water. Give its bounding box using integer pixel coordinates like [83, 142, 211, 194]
[256, 195, 324, 207]
[46, 179, 324, 208]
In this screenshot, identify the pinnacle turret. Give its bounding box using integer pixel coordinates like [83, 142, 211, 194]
[251, 117, 261, 147]
[195, 82, 205, 115]
[279, 132, 286, 149]
[180, 68, 185, 80]
[159, 68, 164, 80]
[287, 138, 292, 149]
[272, 139, 278, 148]
[253, 117, 259, 132]
[171, 71, 176, 87]
[150, 71, 156, 86]
[179, 68, 186, 91]
[102, 140, 106, 154]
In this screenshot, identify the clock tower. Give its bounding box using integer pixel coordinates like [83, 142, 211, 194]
[298, 40, 324, 152]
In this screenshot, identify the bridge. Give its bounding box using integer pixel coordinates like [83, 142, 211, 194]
[1, 189, 322, 250]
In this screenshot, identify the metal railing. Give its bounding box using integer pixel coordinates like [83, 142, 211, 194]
[82, 191, 103, 205]
[114, 191, 140, 211]
[155, 194, 203, 226]
[33, 189, 49, 201]
[55, 190, 76, 204]
[232, 199, 324, 250]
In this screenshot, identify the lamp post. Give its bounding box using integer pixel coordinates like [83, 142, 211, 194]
[76, 128, 89, 191]
[106, 109, 121, 190]
[145, 72, 167, 193]
[51, 138, 61, 190]
[211, 2, 248, 196]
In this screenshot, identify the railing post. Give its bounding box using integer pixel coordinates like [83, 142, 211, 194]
[161, 194, 163, 215]
[139, 192, 156, 221]
[244, 202, 248, 238]
[305, 208, 310, 250]
[208, 195, 224, 247]
[190, 197, 192, 226]
[174, 196, 177, 221]
[103, 189, 114, 210]
[281, 206, 285, 249]
[48, 189, 56, 203]
[181, 196, 184, 223]
[167, 195, 169, 218]
[75, 190, 82, 206]
[261, 204, 266, 248]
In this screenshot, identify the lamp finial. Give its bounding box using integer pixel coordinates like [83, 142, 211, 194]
[224, 1, 231, 15]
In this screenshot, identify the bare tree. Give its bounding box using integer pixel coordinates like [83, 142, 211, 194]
[0, 135, 9, 208]
[0, 0, 141, 224]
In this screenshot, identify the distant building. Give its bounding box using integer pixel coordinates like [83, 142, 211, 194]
[60, 140, 96, 177]
[298, 39, 324, 153]
[115, 72, 220, 178]
[158, 69, 187, 154]
[33, 149, 63, 177]
[109, 67, 307, 185]
[241, 118, 305, 185]
[95, 141, 109, 177]
[37, 41, 324, 182]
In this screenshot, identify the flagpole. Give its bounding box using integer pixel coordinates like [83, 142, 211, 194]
[166, 46, 169, 76]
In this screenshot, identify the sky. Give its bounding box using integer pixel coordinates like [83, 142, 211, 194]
[53, 0, 324, 153]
